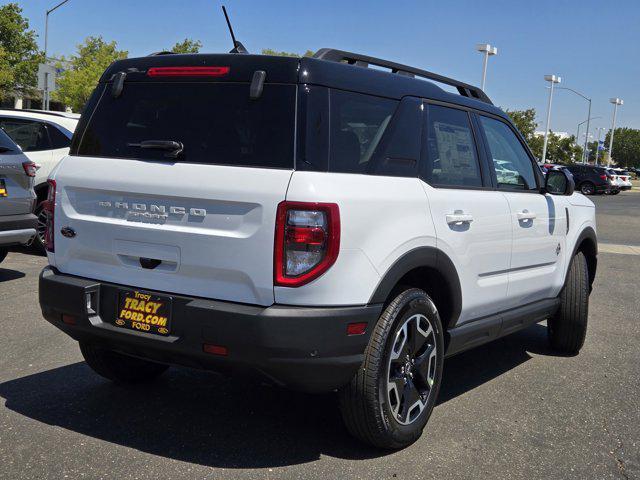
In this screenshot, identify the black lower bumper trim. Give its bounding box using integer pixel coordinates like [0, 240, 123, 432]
[39, 267, 383, 393]
[0, 213, 37, 233]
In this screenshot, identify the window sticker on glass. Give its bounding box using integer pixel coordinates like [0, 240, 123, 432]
[433, 121, 476, 174]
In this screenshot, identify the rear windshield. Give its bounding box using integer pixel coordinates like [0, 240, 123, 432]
[74, 82, 296, 168]
[0, 127, 20, 152]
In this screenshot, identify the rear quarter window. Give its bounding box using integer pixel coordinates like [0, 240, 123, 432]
[328, 89, 398, 174]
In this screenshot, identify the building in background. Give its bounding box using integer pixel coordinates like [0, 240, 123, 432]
[0, 58, 70, 111]
[534, 130, 571, 140]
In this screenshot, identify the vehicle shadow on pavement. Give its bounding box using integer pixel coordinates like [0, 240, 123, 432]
[0, 268, 26, 283]
[439, 323, 555, 403]
[0, 323, 553, 468]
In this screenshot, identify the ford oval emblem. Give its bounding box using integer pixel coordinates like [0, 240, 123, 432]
[60, 226, 76, 238]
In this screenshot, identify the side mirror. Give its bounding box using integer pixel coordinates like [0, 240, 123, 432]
[545, 169, 575, 196]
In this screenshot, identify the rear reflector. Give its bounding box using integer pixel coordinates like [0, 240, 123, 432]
[203, 344, 228, 356]
[61, 314, 77, 325]
[147, 66, 230, 77]
[347, 322, 368, 336]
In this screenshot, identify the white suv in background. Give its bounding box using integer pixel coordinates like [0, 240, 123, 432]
[613, 169, 633, 191]
[0, 109, 79, 250]
[38, 49, 598, 449]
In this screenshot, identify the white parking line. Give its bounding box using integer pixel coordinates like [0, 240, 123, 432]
[599, 243, 640, 255]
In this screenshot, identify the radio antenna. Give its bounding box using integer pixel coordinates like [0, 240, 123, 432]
[222, 6, 248, 54]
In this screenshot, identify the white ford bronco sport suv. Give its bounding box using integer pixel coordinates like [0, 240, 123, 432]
[39, 49, 597, 449]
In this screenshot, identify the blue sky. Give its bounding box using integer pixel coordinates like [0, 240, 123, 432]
[13, 0, 640, 136]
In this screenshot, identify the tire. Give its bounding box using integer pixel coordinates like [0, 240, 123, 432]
[548, 251, 589, 354]
[0, 248, 7, 264]
[580, 182, 595, 195]
[80, 342, 169, 384]
[338, 288, 444, 449]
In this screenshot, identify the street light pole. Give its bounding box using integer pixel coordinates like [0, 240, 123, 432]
[607, 98, 623, 166]
[542, 74, 561, 163]
[476, 44, 497, 91]
[583, 98, 592, 164]
[555, 86, 592, 164]
[594, 127, 606, 166]
[576, 116, 601, 164]
[43, 0, 71, 110]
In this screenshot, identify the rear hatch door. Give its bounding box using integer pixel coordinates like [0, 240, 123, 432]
[0, 130, 34, 216]
[51, 58, 298, 306]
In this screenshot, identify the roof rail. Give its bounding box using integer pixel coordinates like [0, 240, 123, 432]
[313, 48, 492, 105]
[0, 108, 77, 118]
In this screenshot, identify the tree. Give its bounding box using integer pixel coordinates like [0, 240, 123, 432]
[53, 36, 128, 112]
[169, 38, 202, 54]
[261, 48, 314, 58]
[505, 108, 537, 141]
[0, 3, 43, 100]
[545, 132, 582, 164]
[603, 128, 640, 168]
[504, 108, 583, 163]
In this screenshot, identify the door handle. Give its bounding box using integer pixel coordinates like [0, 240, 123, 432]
[446, 211, 474, 225]
[516, 210, 537, 221]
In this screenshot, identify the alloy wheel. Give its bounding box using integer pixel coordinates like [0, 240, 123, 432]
[36, 203, 48, 250]
[581, 183, 594, 195]
[386, 313, 437, 425]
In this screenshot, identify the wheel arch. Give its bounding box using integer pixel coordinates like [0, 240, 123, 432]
[34, 181, 49, 204]
[369, 247, 462, 330]
[571, 226, 597, 292]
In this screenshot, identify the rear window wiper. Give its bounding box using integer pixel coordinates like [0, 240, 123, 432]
[127, 140, 183, 158]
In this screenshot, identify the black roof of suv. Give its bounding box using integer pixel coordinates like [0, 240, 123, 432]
[73, 48, 529, 178]
[98, 49, 507, 119]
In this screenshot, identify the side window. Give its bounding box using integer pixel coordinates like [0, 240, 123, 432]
[423, 104, 483, 188]
[46, 124, 71, 149]
[0, 118, 51, 152]
[329, 89, 397, 174]
[478, 115, 538, 190]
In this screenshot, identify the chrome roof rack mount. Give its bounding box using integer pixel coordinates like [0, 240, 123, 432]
[313, 48, 492, 105]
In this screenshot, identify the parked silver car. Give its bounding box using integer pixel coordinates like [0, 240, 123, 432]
[0, 128, 37, 264]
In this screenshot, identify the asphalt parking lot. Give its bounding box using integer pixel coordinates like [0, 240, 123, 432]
[1, 192, 639, 480]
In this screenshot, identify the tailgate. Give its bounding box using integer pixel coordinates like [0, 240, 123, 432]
[52, 157, 291, 305]
[50, 74, 297, 306]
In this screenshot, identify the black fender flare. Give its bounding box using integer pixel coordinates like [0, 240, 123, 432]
[569, 226, 597, 290]
[368, 246, 462, 327]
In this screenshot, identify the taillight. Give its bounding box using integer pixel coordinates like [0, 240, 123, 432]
[146, 66, 230, 77]
[43, 179, 56, 253]
[274, 201, 340, 287]
[22, 161, 38, 177]
[600, 174, 607, 180]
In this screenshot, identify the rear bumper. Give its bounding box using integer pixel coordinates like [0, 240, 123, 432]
[39, 267, 382, 393]
[0, 213, 37, 246]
